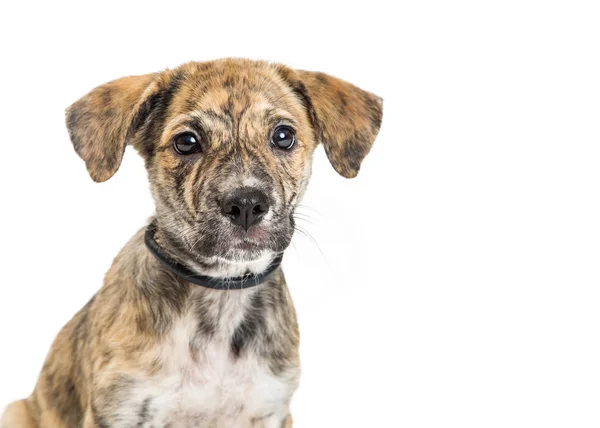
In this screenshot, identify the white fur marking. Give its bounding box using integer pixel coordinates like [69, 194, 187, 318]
[111, 312, 297, 428]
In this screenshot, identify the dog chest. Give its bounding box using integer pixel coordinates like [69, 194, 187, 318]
[109, 316, 298, 428]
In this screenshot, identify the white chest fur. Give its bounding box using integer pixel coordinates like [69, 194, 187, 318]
[112, 312, 298, 428]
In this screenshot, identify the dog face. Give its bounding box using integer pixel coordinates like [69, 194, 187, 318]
[66, 59, 382, 269]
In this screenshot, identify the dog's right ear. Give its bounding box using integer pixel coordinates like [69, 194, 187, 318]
[65, 73, 159, 182]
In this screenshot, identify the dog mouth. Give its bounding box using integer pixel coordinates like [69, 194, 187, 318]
[167, 213, 293, 262]
[233, 239, 262, 250]
[217, 222, 292, 262]
[230, 223, 269, 242]
[227, 225, 272, 253]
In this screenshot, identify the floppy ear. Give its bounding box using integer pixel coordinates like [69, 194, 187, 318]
[65, 73, 158, 182]
[289, 70, 383, 178]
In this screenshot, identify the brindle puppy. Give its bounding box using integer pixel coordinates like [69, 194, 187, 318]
[1, 59, 382, 428]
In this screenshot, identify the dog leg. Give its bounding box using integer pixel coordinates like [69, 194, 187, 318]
[1, 400, 37, 428]
[282, 415, 293, 428]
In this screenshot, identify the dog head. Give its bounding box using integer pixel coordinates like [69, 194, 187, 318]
[66, 59, 382, 274]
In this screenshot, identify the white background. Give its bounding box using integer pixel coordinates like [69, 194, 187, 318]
[1, 1, 599, 427]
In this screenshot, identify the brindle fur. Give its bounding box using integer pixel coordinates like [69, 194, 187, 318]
[1, 59, 382, 428]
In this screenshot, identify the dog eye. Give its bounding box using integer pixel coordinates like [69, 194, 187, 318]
[173, 132, 201, 155]
[271, 126, 296, 150]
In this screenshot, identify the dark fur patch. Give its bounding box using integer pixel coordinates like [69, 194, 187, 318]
[92, 404, 110, 428]
[136, 396, 153, 427]
[135, 71, 187, 159]
[288, 79, 323, 146]
[137, 266, 190, 335]
[231, 291, 266, 358]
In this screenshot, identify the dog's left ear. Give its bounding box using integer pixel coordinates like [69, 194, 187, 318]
[65, 73, 159, 182]
[281, 68, 383, 178]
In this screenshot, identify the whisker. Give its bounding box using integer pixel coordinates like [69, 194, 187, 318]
[293, 225, 329, 265]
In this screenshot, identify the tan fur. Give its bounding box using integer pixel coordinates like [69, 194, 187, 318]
[2, 59, 382, 428]
[2, 401, 36, 428]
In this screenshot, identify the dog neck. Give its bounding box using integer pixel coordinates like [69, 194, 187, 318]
[145, 219, 282, 289]
[116, 226, 292, 342]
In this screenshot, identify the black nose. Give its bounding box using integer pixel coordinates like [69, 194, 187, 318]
[221, 189, 270, 231]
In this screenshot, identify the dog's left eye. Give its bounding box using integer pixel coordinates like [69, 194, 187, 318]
[271, 126, 296, 150]
[173, 132, 201, 155]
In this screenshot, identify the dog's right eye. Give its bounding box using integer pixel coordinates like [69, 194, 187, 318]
[173, 132, 201, 155]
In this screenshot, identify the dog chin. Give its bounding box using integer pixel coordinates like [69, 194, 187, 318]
[210, 250, 276, 278]
[186, 226, 291, 277]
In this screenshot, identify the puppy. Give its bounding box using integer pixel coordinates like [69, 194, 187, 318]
[1, 59, 383, 428]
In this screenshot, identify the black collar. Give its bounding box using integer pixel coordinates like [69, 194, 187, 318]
[144, 220, 283, 290]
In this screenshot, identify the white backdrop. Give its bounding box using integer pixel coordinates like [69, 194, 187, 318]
[1, 1, 599, 427]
